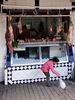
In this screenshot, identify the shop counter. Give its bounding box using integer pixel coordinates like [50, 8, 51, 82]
[5, 41, 74, 85]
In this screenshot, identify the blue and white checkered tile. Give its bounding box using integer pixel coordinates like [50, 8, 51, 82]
[20, 80, 24, 83]
[30, 79, 34, 82]
[54, 62, 71, 68]
[26, 66, 30, 70]
[65, 63, 69, 66]
[13, 81, 17, 84]
[31, 65, 35, 69]
[24, 80, 27, 83]
[8, 80, 13, 84]
[12, 67, 16, 71]
[8, 72, 12, 78]
[24, 66, 27, 70]
[53, 77, 57, 81]
[50, 77, 53, 81]
[36, 65, 41, 69]
[22, 66, 25, 70]
[16, 66, 20, 70]
[7, 62, 73, 84]
[7, 75, 11, 78]
[28, 65, 32, 70]
[68, 72, 71, 76]
[12, 66, 23, 71]
[68, 67, 72, 71]
[64, 76, 68, 80]
[67, 74, 71, 79]
[8, 67, 12, 71]
[8, 75, 71, 84]
[62, 76, 67, 80]
[8, 74, 12, 79]
[18, 66, 23, 70]
[41, 78, 45, 82]
[11, 65, 41, 71]
[55, 77, 59, 80]
[68, 63, 72, 66]
[5, 65, 7, 68]
[33, 79, 37, 82]
[8, 70, 12, 74]
[18, 80, 21, 84]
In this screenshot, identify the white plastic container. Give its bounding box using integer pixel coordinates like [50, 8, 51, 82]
[59, 78, 66, 89]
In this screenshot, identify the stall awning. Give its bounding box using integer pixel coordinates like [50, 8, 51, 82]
[2, 0, 35, 9]
[39, 0, 72, 9]
[3, 0, 35, 7]
[1, 0, 72, 14]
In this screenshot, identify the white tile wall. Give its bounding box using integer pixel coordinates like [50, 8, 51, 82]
[70, 11, 75, 61]
[39, 0, 71, 9]
[0, 14, 6, 82]
[3, 0, 35, 6]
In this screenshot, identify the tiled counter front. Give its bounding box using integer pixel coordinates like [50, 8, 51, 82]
[5, 62, 72, 85]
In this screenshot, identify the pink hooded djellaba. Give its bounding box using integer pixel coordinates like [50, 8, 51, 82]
[41, 60, 60, 76]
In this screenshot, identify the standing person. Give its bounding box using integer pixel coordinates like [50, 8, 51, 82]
[41, 57, 60, 87]
[38, 21, 44, 38]
[47, 25, 54, 40]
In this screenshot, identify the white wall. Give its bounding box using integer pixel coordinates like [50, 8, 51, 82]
[0, 14, 6, 82]
[70, 11, 75, 61]
[3, 0, 35, 6]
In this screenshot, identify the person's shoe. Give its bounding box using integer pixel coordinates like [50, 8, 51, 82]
[46, 83, 50, 87]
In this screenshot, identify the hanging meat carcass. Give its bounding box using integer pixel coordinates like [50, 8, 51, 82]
[5, 16, 14, 54]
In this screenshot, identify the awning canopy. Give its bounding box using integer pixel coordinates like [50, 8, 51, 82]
[1, 0, 72, 14]
[39, 0, 72, 9]
[2, 0, 35, 10]
[3, 0, 35, 7]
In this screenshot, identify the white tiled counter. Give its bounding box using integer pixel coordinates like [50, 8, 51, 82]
[5, 41, 74, 85]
